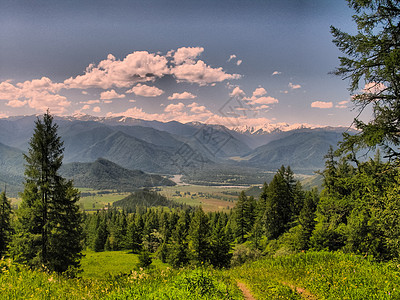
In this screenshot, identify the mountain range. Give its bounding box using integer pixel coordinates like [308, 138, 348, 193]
[0, 114, 349, 195]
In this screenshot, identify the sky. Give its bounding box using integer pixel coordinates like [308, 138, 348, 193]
[0, 0, 363, 129]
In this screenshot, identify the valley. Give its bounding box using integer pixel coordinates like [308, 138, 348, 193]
[0, 114, 342, 198]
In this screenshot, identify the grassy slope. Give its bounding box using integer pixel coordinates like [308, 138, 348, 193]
[3, 250, 400, 299]
[230, 251, 400, 299]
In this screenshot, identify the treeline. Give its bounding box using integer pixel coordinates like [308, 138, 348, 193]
[81, 165, 317, 268]
[83, 153, 400, 268]
[113, 189, 190, 211]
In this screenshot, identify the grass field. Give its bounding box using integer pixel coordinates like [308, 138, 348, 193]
[158, 185, 245, 212]
[80, 250, 168, 279]
[77, 189, 130, 210]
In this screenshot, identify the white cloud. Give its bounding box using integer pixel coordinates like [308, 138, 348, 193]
[230, 86, 245, 98]
[272, 71, 282, 76]
[171, 60, 240, 86]
[172, 47, 204, 65]
[228, 54, 237, 62]
[6, 100, 27, 108]
[289, 82, 301, 89]
[335, 100, 349, 109]
[93, 106, 101, 113]
[100, 89, 126, 100]
[64, 52, 169, 89]
[252, 87, 267, 97]
[250, 96, 278, 105]
[311, 101, 333, 109]
[363, 82, 386, 94]
[188, 102, 208, 114]
[164, 102, 185, 113]
[81, 100, 100, 104]
[127, 84, 164, 97]
[168, 91, 197, 100]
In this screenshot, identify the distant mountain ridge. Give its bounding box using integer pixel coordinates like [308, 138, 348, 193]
[61, 158, 175, 191]
[0, 114, 350, 191]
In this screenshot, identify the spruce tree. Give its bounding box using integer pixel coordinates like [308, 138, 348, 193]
[11, 111, 83, 273]
[188, 207, 210, 265]
[0, 191, 12, 258]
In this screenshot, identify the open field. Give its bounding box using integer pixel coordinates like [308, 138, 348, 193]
[158, 185, 247, 212]
[77, 189, 130, 210]
[80, 250, 168, 279]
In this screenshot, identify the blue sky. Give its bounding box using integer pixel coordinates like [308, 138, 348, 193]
[0, 0, 361, 128]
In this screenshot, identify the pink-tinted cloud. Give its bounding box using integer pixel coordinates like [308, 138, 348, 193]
[236, 60, 242, 66]
[93, 106, 101, 113]
[164, 102, 185, 113]
[171, 47, 204, 65]
[188, 102, 208, 114]
[362, 82, 386, 94]
[311, 101, 333, 109]
[81, 100, 100, 104]
[127, 84, 164, 97]
[64, 52, 169, 89]
[251, 96, 278, 105]
[230, 86, 245, 98]
[252, 87, 267, 97]
[100, 89, 126, 100]
[171, 60, 240, 86]
[272, 71, 282, 76]
[228, 54, 237, 62]
[289, 82, 301, 89]
[6, 100, 27, 108]
[168, 91, 197, 100]
[335, 100, 349, 109]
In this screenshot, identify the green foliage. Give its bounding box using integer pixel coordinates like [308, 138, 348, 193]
[188, 207, 211, 265]
[113, 189, 184, 211]
[137, 250, 153, 269]
[0, 191, 12, 257]
[61, 158, 176, 191]
[261, 166, 302, 240]
[10, 111, 83, 274]
[230, 243, 261, 267]
[331, 0, 400, 165]
[232, 251, 400, 299]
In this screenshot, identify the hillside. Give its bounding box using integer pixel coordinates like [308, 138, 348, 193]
[61, 158, 175, 191]
[113, 189, 183, 210]
[240, 130, 344, 174]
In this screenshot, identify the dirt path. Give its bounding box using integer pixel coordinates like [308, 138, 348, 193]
[236, 280, 318, 300]
[281, 282, 318, 300]
[236, 281, 257, 300]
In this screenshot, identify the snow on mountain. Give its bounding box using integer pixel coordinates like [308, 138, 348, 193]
[231, 123, 319, 135]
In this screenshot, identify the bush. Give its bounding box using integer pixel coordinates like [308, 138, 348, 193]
[137, 250, 152, 269]
[230, 244, 261, 267]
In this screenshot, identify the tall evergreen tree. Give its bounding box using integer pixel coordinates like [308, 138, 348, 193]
[262, 166, 298, 239]
[0, 191, 12, 258]
[331, 0, 400, 166]
[188, 207, 210, 265]
[10, 111, 83, 273]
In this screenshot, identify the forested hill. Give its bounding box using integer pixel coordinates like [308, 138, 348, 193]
[113, 190, 186, 210]
[61, 158, 176, 191]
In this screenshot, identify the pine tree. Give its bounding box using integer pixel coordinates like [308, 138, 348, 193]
[188, 207, 210, 265]
[11, 111, 83, 273]
[331, 0, 400, 166]
[210, 217, 232, 268]
[0, 191, 12, 258]
[262, 166, 297, 239]
[168, 211, 189, 268]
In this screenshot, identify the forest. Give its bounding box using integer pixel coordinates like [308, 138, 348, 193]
[1, 0, 400, 299]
